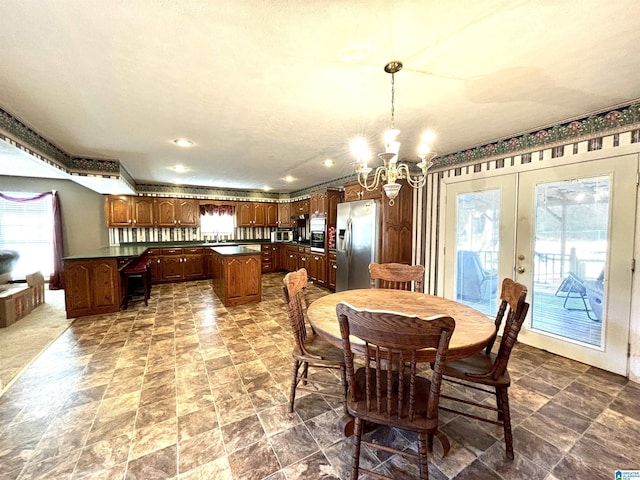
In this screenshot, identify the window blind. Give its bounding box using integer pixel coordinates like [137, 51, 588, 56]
[0, 193, 54, 279]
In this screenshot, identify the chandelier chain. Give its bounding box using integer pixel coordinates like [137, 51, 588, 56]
[390, 71, 395, 130]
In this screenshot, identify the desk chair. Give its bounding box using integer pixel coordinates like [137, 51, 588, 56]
[437, 278, 528, 459]
[369, 262, 425, 292]
[336, 302, 455, 480]
[282, 269, 347, 413]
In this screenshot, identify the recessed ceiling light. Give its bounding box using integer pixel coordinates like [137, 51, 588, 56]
[262, 185, 272, 191]
[172, 165, 188, 173]
[284, 175, 295, 182]
[322, 159, 334, 167]
[173, 138, 193, 147]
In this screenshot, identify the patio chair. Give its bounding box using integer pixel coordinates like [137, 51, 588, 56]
[456, 250, 498, 302]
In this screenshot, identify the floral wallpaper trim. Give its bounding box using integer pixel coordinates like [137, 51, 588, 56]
[433, 102, 640, 169]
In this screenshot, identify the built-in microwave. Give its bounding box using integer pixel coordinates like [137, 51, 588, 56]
[270, 230, 294, 242]
[309, 214, 326, 252]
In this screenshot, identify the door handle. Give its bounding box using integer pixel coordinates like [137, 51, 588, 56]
[516, 266, 525, 274]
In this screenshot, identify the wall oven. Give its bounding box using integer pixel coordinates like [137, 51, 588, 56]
[309, 214, 326, 253]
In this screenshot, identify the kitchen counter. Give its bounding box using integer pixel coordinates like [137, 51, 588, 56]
[64, 245, 150, 261]
[211, 245, 262, 256]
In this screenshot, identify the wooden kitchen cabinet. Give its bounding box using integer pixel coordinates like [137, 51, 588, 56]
[183, 247, 205, 279]
[328, 251, 337, 290]
[285, 245, 299, 272]
[237, 202, 268, 227]
[105, 196, 133, 227]
[152, 247, 206, 282]
[211, 249, 262, 307]
[310, 191, 325, 215]
[278, 203, 292, 227]
[161, 248, 184, 281]
[265, 203, 278, 227]
[144, 249, 163, 282]
[343, 181, 382, 202]
[379, 181, 413, 265]
[308, 252, 327, 287]
[132, 197, 155, 227]
[64, 258, 122, 318]
[327, 190, 342, 228]
[157, 198, 199, 227]
[261, 244, 274, 273]
[105, 195, 156, 227]
[292, 199, 310, 216]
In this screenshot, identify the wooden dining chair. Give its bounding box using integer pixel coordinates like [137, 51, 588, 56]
[282, 268, 347, 413]
[437, 278, 528, 460]
[369, 262, 425, 292]
[336, 302, 455, 480]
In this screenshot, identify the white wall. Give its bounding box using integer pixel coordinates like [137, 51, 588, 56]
[0, 175, 108, 256]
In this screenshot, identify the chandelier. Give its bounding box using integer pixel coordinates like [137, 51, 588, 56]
[352, 61, 437, 206]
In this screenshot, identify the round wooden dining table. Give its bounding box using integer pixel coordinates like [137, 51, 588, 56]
[306, 288, 497, 451]
[307, 288, 496, 362]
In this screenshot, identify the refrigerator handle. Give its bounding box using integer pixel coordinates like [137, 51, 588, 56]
[345, 217, 352, 258]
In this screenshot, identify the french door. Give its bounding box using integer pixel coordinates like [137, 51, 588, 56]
[443, 155, 637, 375]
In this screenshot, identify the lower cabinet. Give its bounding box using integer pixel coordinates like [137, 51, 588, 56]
[145, 248, 206, 282]
[211, 250, 262, 306]
[328, 251, 337, 290]
[183, 248, 205, 279]
[307, 252, 327, 287]
[285, 246, 299, 272]
[64, 259, 121, 318]
[261, 244, 274, 273]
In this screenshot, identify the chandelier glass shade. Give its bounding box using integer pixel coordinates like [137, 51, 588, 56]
[352, 61, 437, 205]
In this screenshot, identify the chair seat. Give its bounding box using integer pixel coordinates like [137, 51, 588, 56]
[442, 352, 511, 387]
[293, 333, 344, 365]
[347, 367, 439, 433]
[124, 261, 148, 274]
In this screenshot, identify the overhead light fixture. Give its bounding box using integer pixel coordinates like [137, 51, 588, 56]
[322, 159, 334, 167]
[284, 175, 295, 182]
[262, 185, 272, 191]
[352, 61, 437, 206]
[172, 165, 188, 173]
[173, 138, 193, 147]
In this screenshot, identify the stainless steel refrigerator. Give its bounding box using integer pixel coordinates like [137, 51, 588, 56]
[336, 199, 380, 291]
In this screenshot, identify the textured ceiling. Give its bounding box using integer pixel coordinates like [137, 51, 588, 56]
[1, 0, 640, 193]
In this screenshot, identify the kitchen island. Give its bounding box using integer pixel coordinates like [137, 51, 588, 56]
[63, 242, 267, 318]
[210, 246, 262, 307]
[63, 246, 149, 318]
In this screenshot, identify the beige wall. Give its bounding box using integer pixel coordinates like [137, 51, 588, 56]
[0, 175, 108, 256]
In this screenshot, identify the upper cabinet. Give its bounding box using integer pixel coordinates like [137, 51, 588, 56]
[292, 199, 310, 216]
[278, 203, 292, 227]
[105, 196, 198, 228]
[132, 197, 155, 227]
[265, 203, 278, 227]
[105, 195, 156, 227]
[310, 189, 342, 220]
[105, 196, 133, 227]
[343, 181, 382, 202]
[157, 198, 199, 227]
[237, 201, 276, 227]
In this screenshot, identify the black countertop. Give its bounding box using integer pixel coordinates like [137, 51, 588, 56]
[63, 240, 313, 261]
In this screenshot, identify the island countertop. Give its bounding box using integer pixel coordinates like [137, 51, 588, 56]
[210, 245, 262, 256]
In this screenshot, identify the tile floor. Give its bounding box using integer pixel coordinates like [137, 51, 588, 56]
[0, 273, 638, 480]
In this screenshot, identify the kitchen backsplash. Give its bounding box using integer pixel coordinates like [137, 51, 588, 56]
[109, 226, 276, 246]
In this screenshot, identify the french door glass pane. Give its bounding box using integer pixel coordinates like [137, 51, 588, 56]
[531, 177, 609, 347]
[455, 190, 500, 315]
